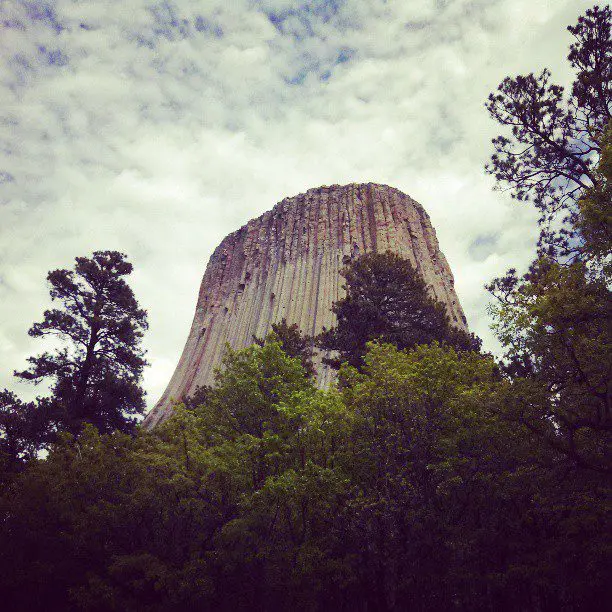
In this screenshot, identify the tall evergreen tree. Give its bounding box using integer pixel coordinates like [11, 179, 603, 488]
[14, 251, 148, 435]
[317, 251, 480, 370]
[485, 5, 611, 258]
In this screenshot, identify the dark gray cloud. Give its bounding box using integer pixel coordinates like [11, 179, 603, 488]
[0, 0, 594, 406]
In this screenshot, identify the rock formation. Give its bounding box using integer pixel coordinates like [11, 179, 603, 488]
[144, 183, 467, 428]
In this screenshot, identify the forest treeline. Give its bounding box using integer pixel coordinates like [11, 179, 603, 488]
[0, 6, 610, 612]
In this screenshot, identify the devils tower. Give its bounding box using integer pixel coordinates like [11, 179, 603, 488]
[144, 183, 467, 427]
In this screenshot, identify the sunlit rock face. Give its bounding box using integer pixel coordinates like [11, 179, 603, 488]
[144, 183, 467, 428]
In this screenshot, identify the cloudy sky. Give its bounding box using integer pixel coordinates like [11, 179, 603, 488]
[0, 0, 594, 409]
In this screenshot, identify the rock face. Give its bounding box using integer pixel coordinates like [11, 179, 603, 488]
[144, 183, 467, 428]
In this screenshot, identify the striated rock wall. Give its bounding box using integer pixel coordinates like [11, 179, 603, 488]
[144, 183, 467, 428]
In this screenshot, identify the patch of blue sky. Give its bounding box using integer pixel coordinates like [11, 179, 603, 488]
[131, 1, 224, 48]
[2, 16, 26, 30]
[266, 4, 357, 86]
[148, 0, 190, 41]
[284, 45, 355, 86]
[469, 234, 499, 261]
[268, 12, 314, 40]
[319, 48, 356, 82]
[335, 47, 354, 64]
[264, 0, 345, 36]
[285, 63, 317, 86]
[6, 53, 36, 88]
[37, 46, 69, 67]
[194, 15, 223, 38]
[21, 0, 64, 34]
[132, 33, 156, 50]
[308, 0, 344, 22]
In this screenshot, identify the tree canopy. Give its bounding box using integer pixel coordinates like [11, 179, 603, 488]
[0, 338, 607, 611]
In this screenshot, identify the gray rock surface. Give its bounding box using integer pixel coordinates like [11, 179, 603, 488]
[144, 183, 467, 428]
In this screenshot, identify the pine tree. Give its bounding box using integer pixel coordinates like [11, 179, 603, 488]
[15, 251, 148, 435]
[485, 5, 611, 258]
[317, 251, 480, 369]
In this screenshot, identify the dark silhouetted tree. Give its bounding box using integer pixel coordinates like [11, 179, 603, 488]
[318, 251, 480, 369]
[15, 251, 148, 436]
[0, 391, 54, 479]
[485, 5, 610, 258]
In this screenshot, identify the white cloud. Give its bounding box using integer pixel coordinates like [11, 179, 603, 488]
[0, 0, 596, 406]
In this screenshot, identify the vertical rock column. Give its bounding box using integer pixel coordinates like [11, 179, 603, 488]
[144, 183, 467, 428]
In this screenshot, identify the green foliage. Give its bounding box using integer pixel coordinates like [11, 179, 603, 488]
[255, 318, 316, 378]
[488, 258, 610, 474]
[576, 121, 612, 274]
[482, 11, 611, 609]
[0, 340, 350, 610]
[2, 339, 608, 610]
[487, 115, 611, 476]
[318, 251, 480, 370]
[205, 340, 314, 437]
[0, 391, 54, 480]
